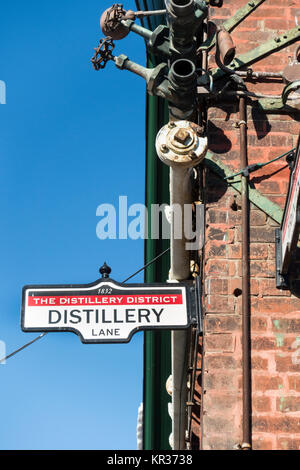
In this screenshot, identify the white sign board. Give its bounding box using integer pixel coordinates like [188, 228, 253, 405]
[281, 140, 300, 274]
[21, 279, 191, 343]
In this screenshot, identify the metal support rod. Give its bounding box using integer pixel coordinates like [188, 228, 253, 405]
[236, 70, 283, 79]
[121, 19, 152, 41]
[239, 96, 252, 450]
[135, 9, 166, 18]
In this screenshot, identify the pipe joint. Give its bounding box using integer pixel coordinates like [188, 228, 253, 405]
[168, 59, 198, 120]
[156, 120, 207, 168]
[166, 0, 208, 53]
[113, 55, 168, 96]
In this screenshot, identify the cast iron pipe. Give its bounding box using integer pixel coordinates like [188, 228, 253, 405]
[156, 121, 208, 450]
[166, 0, 207, 61]
[167, 58, 198, 121]
[239, 96, 252, 451]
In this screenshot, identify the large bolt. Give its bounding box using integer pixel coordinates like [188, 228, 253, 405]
[174, 128, 190, 145]
[160, 144, 169, 153]
[190, 151, 198, 160]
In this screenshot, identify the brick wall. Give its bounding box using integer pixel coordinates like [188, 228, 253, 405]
[195, 0, 300, 450]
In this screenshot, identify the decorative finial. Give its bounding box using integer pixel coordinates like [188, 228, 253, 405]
[99, 262, 111, 278]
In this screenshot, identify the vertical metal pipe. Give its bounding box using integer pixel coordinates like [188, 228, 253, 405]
[239, 97, 252, 450]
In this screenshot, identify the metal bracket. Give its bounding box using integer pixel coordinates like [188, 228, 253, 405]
[199, 0, 266, 52]
[199, 26, 300, 86]
[205, 151, 284, 224]
[189, 276, 203, 334]
[275, 228, 290, 289]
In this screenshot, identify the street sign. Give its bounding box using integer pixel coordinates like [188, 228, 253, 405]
[281, 134, 300, 275]
[21, 277, 192, 343]
[276, 133, 300, 288]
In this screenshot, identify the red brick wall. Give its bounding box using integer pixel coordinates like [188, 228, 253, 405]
[196, 0, 300, 450]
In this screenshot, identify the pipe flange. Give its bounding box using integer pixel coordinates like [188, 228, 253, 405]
[156, 120, 207, 168]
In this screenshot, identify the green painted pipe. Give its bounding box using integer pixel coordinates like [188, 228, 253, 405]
[143, 52, 172, 450]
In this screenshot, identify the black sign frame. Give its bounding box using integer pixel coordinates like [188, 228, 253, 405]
[21, 277, 196, 344]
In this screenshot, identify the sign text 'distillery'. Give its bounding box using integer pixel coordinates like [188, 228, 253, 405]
[21, 281, 190, 343]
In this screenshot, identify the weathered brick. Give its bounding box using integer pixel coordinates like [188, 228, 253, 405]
[250, 243, 269, 260]
[206, 278, 228, 295]
[259, 278, 291, 297]
[253, 374, 284, 391]
[288, 375, 300, 392]
[227, 243, 241, 259]
[272, 318, 300, 333]
[253, 396, 272, 412]
[207, 209, 228, 224]
[204, 372, 236, 391]
[207, 227, 235, 245]
[252, 437, 274, 450]
[206, 241, 226, 257]
[248, 261, 275, 278]
[250, 211, 267, 226]
[251, 317, 268, 332]
[203, 415, 235, 434]
[205, 393, 238, 411]
[205, 354, 239, 370]
[252, 336, 276, 350]
[205, 334, 235, 353]
[277, 438, 300, 450]
[203, 435, 237, 451]
[276, 354, 300, 373]
[277, 396, 300, 413]
[253, 416, 300, 433]
[253, 297, 300, 313]
[205, 294, 235, 313]
[206, 259, 236, 276]
[205, 315, 241, 333]
[250, 226, 276, 243]
[235, 226, 275, 243]
[202, 0, 300, 452]
[252, 355, 269, 370]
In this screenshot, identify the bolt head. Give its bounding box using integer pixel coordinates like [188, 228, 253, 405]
[160, 144, 169, 153]
[174, 128, 190, 145]
[190, 151, 198, 160]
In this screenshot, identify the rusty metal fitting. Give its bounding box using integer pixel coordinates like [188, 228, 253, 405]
[282, 45, 300, 83]
[156, 120, 208, 168]
[114, 54, 128, 69]
[100, 4, 134, 40]
[216, 27, 236, 66]
[91, 37, 115, 70]
[240, 442, 252, 450]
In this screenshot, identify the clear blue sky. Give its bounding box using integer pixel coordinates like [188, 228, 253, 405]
[0, 0, 147, 450]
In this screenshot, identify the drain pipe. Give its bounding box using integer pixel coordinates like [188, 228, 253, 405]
[161, 0, 206, 450]
[156, 121, 207, 449]
[239, 96, 252, 450]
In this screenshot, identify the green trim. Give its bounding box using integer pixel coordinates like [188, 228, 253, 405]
[205, 151, 283, 224]
[143, 53, 172, 450]
[139, 0, 172, 451]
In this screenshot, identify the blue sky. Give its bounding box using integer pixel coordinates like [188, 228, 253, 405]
[0, 0, 147, 450]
